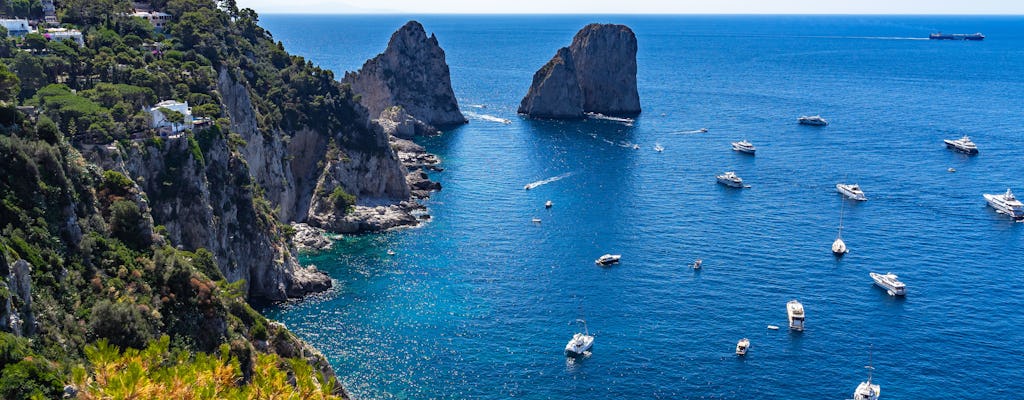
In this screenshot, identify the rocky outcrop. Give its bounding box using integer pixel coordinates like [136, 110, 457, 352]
[343, 21, 466, 131]
[376, 106, 438, 139]
[291, 223, 334, 252]
[0, 259, 35, 336]
[519, 23, 641, 118]
[113, 135, 331, 302]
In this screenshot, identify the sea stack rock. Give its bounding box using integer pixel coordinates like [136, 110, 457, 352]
[343, 21, 466, 131]
[519, 23, 641, 118]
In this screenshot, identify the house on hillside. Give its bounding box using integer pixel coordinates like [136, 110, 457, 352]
[0, 19, 32, 36]
[149, 100, 193, 135]
[131, 10, 172, 30]
[44, 28, 84, 45]
[41, 0, 57, 25]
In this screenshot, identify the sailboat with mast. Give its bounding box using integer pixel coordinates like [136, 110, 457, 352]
[832, 198, 849, 256]
[852, 350, 881, 400]
[564, 318, 594, 357]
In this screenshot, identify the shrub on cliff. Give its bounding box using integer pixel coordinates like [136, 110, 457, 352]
[88, 300, 158, 350]
[329, 186, 356, 214]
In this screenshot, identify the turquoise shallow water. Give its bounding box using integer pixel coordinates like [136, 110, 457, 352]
[260, 15, 1024, 399]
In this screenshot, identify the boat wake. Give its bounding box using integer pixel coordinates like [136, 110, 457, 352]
[672, 128, 709, 134]
[464, 111, 511, 124]
[524, 172, 573, 190]
[585, 112, 635, 125]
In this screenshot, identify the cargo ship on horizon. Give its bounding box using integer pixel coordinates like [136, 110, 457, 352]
[930, 32, 985, 40]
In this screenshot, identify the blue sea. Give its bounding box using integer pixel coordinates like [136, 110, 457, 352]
[258, 15, 1024, 399]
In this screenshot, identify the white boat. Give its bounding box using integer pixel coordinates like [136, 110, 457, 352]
[735, 338, 750, 356]
[632, 144, 640, 150]
[983, 188, 1024, 221]
[699, 128, 709, 133]
[837, 183, 867, 201]
[731, 140, 756, 154]
[947, 168, 956, 173]
[833, 199, 849, 256]
[766, 325, 780, 330]
[654, 143, 664, 152]
[798, 115, 828, 126]
[716, 171, 745, 188]
[853, 355, 881, 400]
[595, 254, 621, 266]
[944, 135, 978, 154]
[545, 200, 553, 208]
[564, 319, 594, 357]
[692, 259, 702, 270]
[787, 300, 805, 331]
[386, 249, 396, 256]
[870, 272, 906, 296]
[531, 217, 542, 223]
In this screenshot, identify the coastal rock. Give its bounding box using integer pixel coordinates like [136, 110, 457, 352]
[291, 223, 333, 252]
[519, 23, 641, 118]
[391, 137, 441, 171]
[308, 201, 425, 234]
[343, 21, 466, 130]
[376, 106, 438, 139]
[518, 47, 584, 119]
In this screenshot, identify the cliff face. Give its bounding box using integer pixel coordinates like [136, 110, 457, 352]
[517, 47, 584, 119]
[342, 21, 466, 130]
[519, 23, 641, 118]
[105, 135, 331, 302]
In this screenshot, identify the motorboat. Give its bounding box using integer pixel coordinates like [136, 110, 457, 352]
[386, 249, 396, 256]
[798, 115, 828, 126]
[545, 200, 553, 208]
[787, 300, 805, 331]
[595, 254, 621, 266]
[944, 135, 978, 154]
[699, 128, 709, 133]
[837, 183, 867, 201]
[853, 354, 881, 400]
[692, 259, 702, 270]
[565, 319, 594, 357]
[716, 171, 745, 188]
[766, 325, 780, 330]
[632, 144, 640, 150]
[870, 272, 906, 296]
[948, 168, 956, 173]
[833, 199, 849, 256]
[731, 140, 756, 154]
[735, 338, 750, 356]
[531, 217, 542, 223]
[983, 188, 1024, 221]
[654, 143, 664, 152]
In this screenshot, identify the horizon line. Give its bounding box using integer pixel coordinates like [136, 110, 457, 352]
[257, 12, 1024, 16]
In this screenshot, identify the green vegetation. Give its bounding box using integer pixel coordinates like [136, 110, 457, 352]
[0, 0, 363, 396]
[329, 186, 356, 214]
[71, 336, 340, 399]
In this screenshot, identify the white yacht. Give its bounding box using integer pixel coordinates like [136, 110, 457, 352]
[735, 338, 750, 356]
[787, 300, 805, 331]
[983, 188, 1024, 221]
[691, 259, 703, 270]
[731, 140, 756, 154]
[870, 272, 906, 296]
[833, 199, 849, 256]
[798, 115, 828, 126]
[837, 183, 867, 201]
[853, 362, 881, 400]
[654, 143, 664, 152]
[944, 135, 978, 154]
[595, 254, 621, 266]
[565, 319, 594, 357]
[545, 200, 553, 208]
[716, 171, 745, 188]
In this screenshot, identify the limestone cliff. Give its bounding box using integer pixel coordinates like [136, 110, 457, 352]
[104, 135, 331, 302]
[343, 21, 466, 131]
[519, 23, 641, 118]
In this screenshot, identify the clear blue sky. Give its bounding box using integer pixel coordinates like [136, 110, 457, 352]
[235, 0, 1024, 15]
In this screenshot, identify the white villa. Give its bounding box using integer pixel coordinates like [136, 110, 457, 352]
[131, 10, 172, 30]
[149, 100, 193, 134]
[0, 19, 31, 36]
[44, 28, 84, 45]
